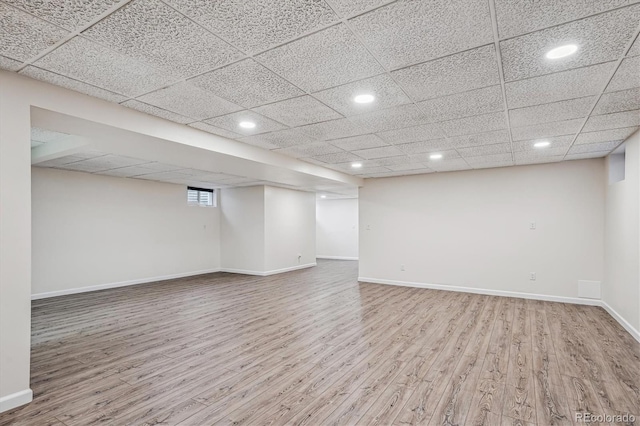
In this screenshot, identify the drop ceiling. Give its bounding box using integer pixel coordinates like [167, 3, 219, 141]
[2, 0, 639, 178]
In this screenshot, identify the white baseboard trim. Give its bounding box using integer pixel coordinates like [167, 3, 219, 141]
[222, 263, 316, 277]
[317, 256, 359, 261]
[601, 301, 640, 343]
[358, 277, 640, 343]
[31, 268, 221, 300]
[0, 389, 32, 413]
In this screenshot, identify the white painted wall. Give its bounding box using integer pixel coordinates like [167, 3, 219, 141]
[359, 160, 605, 300]
[264, 186, 316, 271]
[0, 77, 32, 411]
[604, 130, 640, 333]
[316, 198, 359, 260]
[31, 167, 221, 297]
[220, 186, 266, 273]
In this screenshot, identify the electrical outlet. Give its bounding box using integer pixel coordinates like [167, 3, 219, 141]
[530, 222, 536, 230]
[401, 264, 405, 271]
[530, 272, 536, 281]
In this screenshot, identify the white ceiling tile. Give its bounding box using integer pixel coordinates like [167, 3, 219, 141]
[31, 140, 45, 148]
[565, 152, 609, 160]
[205, 111, 287, 136]
[238, 128, 317, 149]
[628, 33, 640, 57]
[256, 24, 383, 92]
[348, 0, 493, 69]
[511, 118, 583, 141]
[472, 160, 514, 169]
[448, 130, 511, 148]
[396, 139, 452, 155]
[508, 97, 595, 128]
[133, 162, 184, 172]
[568, 140, 622, 154]
[82, 0, 242, 77]
[374, 155, 413, 167]
[4, 0, 123, 31]
[253, 96, 342, 127]
[188, 59, 303, 109]
[351, 166, 393, 175]
[410, 149, 461, 163]
[34, 37, 176, 97]
[439, 111, 508, 137]
[35, 153, 104, 168]
[494, 0, 640, 39]
[505, 62, 616, 109]
[0, 55, 22, 71]
[514, 147, 568, 162]
[121, 100, 193, 124]
[136, 82, 242, 120]
[134, 170, 194, 181]
[298, 118, 367, 140]
[606, 56, 640, 92]
[574, 126, 639, 145]
[20, 66, 127, 103]
[513, 135, 574, 152]
[349, 104, 431, 133]
[327, 0, 394, 17]
[273, 142, 343, 158]
[329, 134, 388, 151]
[391, 45, 500, 101]
[500, 6, 640, 82]
[96, 165, 165, 178]
[376, 123, 445, 144]
[427, 157, 469, 172]
[515, 155, 564, 165]
[0, 3, 69, 62]
[593, 88, 640, 115]
[385, 162, 430, 172]
[464, 152, 513, 164]
[188, 122, 242, 139]
[352, 145, 404, 159]
[164, 0, 338, 54]
[312, 74, 411, 117]
[583, 110, 640, 132]
[54, 154, 149, 173]
[458, 143, 512, 157]
[31, 128, 70, 144]
[418, 85, 504, 123]
[312, 151, 364, 164]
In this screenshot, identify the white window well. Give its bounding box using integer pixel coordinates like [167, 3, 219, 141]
[187, 187, 216, 207]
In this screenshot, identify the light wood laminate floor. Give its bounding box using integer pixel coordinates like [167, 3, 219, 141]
[1, 260, 639, 425]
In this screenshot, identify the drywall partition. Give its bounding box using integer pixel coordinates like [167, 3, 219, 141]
[220, 186, 266, 274]
[221, 185, 316, 275]
[316, 198, 359, 260]
[264, 186, 316, 272]
[0, 74, 33, 411]
[31, 168, 221, 298]
[359, 159, 605, 302]
[604, 130, 640, 336]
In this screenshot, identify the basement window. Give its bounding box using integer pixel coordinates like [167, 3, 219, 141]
[187, 187, 216, 207]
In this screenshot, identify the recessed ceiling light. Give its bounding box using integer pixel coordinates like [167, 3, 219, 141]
[430, 153, 443, 160]
[238, 121, 256, 129]
[351, 162, 363, 168]
[320, 195, 327, 198]
[534, 141, 551, 148]
[546, 44, 578, 59]
[354, 94, 375, 104]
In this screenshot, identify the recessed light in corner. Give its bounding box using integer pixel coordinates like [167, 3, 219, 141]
[354, 94, 375, 104]
[238, 121, 256, 129]
[430, 153, 443, 160]
[534, 141, 551, 148]
[351, 162, 363, 168]
[546, 44, 578, 59]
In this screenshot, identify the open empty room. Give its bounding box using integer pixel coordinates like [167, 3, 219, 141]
[1, 0, 640, 425]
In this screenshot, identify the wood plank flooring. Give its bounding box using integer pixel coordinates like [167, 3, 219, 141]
[1, 260, 638, 425]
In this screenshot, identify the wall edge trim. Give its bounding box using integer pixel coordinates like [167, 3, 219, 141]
[316, 256, 359, 260]
[358, 276, 640, 343]
[31, 268, 222, 300]
[0, 389, 33, 413]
